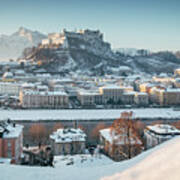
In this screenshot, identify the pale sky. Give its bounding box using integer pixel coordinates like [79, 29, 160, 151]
[0, 0, 180, 51]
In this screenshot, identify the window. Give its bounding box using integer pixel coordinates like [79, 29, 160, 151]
[7, 141, 12, 158]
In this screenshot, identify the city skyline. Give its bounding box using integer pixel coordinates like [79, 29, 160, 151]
[0, 0, 180, 51]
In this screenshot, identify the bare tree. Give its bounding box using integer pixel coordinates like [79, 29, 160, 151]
[110, 111, 142, 160]
[29, 123, 47, 145]
[91, 123, 107, 143]
[171, 120, 180, 130]
[150, 120, 164, 126]
[53, 123, 64, 132]
[134, 120, 145, 137]
[78, 124, 86, 132]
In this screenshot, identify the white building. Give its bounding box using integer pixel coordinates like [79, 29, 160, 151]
[121, 92, 136, 105]
[144, 124, 180, 149]
[50, 128, 86, 155]
[2, 72, 14, 80]
[77, 90, 102, 106]
[99, 85, 124, 104]
[19, 90, 69, 108]
[0, 82, 22, 95]
[134, 92, 149, 106]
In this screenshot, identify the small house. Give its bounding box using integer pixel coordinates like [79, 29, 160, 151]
[50, 128, 86, 155]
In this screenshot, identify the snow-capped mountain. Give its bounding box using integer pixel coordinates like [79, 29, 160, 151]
[0, 27, 46, 61]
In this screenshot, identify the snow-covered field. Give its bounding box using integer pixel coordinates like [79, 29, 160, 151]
[1, 137, 180, 180]
[0, 108, 180, 121]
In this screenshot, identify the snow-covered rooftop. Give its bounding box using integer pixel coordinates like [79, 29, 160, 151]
[50, 128, 86, 143]
[2, 72, 13, 78]
[135, 92, 148, 96]
[0, 121, 23, 138]
[165, 88, 180, 93]
[100, 85, 124, 90]
[146, 124, 180, 135]
[23, 90, 68, 96]
[123, 91, 136, 95]
[100, 128, 142, 145]
[21, 83, 35, 88]
[78, 90, 101, 96]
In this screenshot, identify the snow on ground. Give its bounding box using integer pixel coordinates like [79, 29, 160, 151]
[54, 154, 113, 168]
[0, 155, 115, 180]
[1, 137, 180, 180]
[0, 108, 180, 121]
[102, 136, 180, 180]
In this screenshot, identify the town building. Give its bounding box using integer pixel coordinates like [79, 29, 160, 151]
[77, 90, 102, 107]
[0, 120, 23, 164]
[174, 68, 180, 76]
[99, 85, 124, 104]
[19, 90, 69, 108]
[50, 128, 86, 155]
[2, 71, 14, 82]
[144, 124, 180, 149]
[149, 87, 165, 104]
[157, 89, 180, 106]
[99, 128, 142, 161]
[174, 78, 180, 88]
[139, 83, 154, 93]
[0, 82, 21, 96]
[121, 92, 136, 105]
[134, 92, 149, 106]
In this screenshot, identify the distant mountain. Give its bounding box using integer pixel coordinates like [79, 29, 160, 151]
[0, 27, 46, 61]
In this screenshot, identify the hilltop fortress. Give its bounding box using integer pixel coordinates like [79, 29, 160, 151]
[40, 29, 112, 58]
[41, 29, 104, 48]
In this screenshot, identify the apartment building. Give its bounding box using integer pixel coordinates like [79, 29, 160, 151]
[0, 82, 22, 95]
[121, 92, 136, 105]
[99, 85, 124, 104]
[77, 91, 102, 106]
[19, 90, 69, 108]
[158, 89, 180, 106]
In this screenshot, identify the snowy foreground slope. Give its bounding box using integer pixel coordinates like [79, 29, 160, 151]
[102, 136, 180, 180]
[1, 137, 180, 180]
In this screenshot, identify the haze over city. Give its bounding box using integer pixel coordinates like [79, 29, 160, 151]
[0, 0, 180, 51]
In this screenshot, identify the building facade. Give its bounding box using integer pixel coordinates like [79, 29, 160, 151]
[50, 128, 86, 155]
[99, 128, 142, 161]
[0, 82, 21, 95]
[19, 90, 69, 108]
[99, 86, 124, 104]
[134, 92, 149, 106]
[144, 124, 180, 149]
[0, 120, 23, 164]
